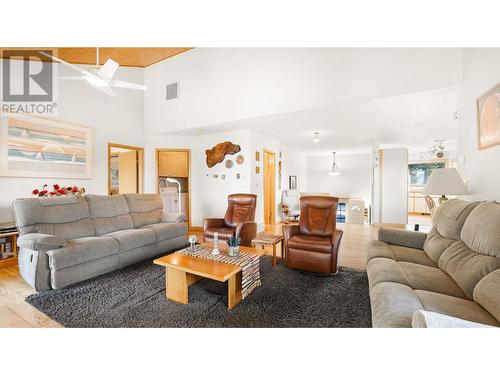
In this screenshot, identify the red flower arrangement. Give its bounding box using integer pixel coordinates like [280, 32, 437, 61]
[32, 184, 85, 197]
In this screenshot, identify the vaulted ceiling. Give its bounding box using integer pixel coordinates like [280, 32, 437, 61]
[0, 48, 192, 67]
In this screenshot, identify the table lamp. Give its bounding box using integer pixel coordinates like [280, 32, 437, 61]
[422, 168, 469, 204]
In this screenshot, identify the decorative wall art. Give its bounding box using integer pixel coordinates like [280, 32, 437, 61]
[225, 159, 234, 168]
[236, 155, 244, 164]
[221, 174, 226, 180]
[255, 151, 260, 162]
[278, 160, 282, 190]
[289, 175, 297, 190]
[0, 114, 93, 178]
[256, 166, 260, 174]
[205, 141, 241, 167]
[477, 81, 500, 150]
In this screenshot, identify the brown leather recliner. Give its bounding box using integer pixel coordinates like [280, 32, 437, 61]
[283, 195, 343, 274]
[203, 194, 257, 246]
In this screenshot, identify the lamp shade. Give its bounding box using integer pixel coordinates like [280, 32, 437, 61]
[422, 168, 469, 196]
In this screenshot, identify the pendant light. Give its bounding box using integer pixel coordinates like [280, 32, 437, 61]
[328, 152, 341, 176]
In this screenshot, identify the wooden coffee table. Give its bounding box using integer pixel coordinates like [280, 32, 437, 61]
[154, 245, 265, 310]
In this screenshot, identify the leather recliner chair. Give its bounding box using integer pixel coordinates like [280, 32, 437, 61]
[283, 195, 343, 274]
[203, 194, 257, 246]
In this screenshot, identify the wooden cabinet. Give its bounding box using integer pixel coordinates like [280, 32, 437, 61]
[158, 151, 189, 177]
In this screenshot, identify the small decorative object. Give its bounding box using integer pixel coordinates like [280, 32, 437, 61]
[255, 151, 260, 161]
[280, 203, 290, 224]
[256, 166, 260, 174]
[205, 141, 241, 167]
[289, 175, 297, 189]
[221, 174, 226, 180]
[32, 184, 85, 197]
[236, 173, 241, 180]
[477, 81, 500, 150]
[225, 159, 234, 168]
[188, 235, 197, 251]
[236, 155, 244, 165]
[212, 232, 220, 256]
[213, 174, 219, 179]
[228, 236, 241, 257]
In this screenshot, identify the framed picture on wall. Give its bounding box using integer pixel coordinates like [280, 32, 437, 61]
[289, 175, 297, 190]
[477, 81, 500, 150]
[0, 114, 93, 179]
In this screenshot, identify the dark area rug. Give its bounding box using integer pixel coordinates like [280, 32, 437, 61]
[26, 256, 372, 328]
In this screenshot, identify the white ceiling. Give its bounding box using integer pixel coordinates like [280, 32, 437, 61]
[169, 86, 458, 155]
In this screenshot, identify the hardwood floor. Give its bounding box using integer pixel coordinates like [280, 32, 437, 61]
[0, 223, 378, 328]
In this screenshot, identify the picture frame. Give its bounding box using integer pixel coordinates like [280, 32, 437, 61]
[477, 81, 500, 150]
[255, 166, 260, 174]
[289, 175, 297, 189]
[0, 114, 93, 179]
[255, 151, 260, 161]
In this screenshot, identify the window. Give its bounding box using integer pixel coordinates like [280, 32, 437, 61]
[408, 162, 446, 186]
[336, 202, 346, 223]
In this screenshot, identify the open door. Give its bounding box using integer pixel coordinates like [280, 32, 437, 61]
[263, 149, 276, 225]
[108, 143, 144, 195]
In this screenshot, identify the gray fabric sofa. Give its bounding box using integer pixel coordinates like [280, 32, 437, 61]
[367, 199, 500, 328]
[12, 194, 188, 291]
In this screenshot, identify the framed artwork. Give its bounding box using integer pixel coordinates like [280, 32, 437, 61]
[289, 175, 297, 190]
[278, 160, 282, 189]
[0, 114, 93, 178]
[255, 151, 260, 161]
[477, 81, 500, 150]
[255, 166, 260, 174]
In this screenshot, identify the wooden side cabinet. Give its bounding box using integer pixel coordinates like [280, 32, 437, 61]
[0, 232, 19, 269]
[158, 151, 189, 177]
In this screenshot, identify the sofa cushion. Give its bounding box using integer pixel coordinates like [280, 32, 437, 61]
[423, 227, 457, 264]
[85, 195, 134, 236]
[140, 222, 187, 242]
[204, 227, 235, 240]
[415, 290, 499, 326]
[473, 269, 500, 322]
[287, 234, 332, 253]
[124, 194, 163, 227]
[103, 228, 156, 252]
[367, 258, 467, 298]
[460, 201, 500, 258]
[47, 237, 119, 271]
[432, 199, 480, 240]
[367, 240, 436, 267]
[438, 240, 500, 299]
[370, 282, 424, 328]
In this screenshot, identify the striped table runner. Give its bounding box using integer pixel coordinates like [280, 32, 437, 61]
[177, 244, 261, 299]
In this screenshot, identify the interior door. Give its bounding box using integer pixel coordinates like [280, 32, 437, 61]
[118, 150, 138, 193]
[263, 150, 276, 225]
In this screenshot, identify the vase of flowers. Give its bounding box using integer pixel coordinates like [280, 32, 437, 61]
[228, 235, 241, 257]
[32, 184, 86, 197]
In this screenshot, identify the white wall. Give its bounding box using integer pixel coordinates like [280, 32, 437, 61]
[144, 129, 308, 228]
[0, 61, 145, 222]
[458, 49, 500, 201]
[380, 148, 409, 224]
[306, 153, 371, 203]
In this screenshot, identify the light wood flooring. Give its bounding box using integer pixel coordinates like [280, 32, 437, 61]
[0, 223, 379, 328]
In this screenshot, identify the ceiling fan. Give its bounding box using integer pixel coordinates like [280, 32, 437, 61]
[39, 48, 147, 97]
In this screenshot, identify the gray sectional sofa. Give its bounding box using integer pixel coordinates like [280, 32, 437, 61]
[12, 194, 188, 291]
[367, 199, 500, 328]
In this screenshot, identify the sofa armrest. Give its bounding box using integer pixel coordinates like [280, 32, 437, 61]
[332, 229, 343, 251]
[17, 233, 67, 251]
[203, 218, 225, 230]
[378, 228, 427, 250]
[412, 310, 496, 328]
[161, 213, 186, 223]
[235, 221, 257, 246]
[282, 224, 300, 242]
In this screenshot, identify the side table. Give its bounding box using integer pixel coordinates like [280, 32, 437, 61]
[251, 233, 284, 267]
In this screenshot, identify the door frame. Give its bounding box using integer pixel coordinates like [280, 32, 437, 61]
[155, 148, 193, 230]
[263, 148, 276, 225]
[107, 143, 144, 195]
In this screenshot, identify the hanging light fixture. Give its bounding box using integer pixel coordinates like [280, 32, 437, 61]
[313, 132, 320, 143]
[328, 152, 341, 176]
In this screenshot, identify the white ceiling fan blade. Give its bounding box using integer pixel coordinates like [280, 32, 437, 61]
[111, 80, 147, 91]
[98, 85, 116, 97]
[38, 51, 90, 75]
[97, 59, 119, 82]
[56, 76, 85, 81]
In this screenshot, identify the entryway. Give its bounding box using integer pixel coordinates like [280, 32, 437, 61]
[263, 149, 276, 225]
[108, 143, 144, 195]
